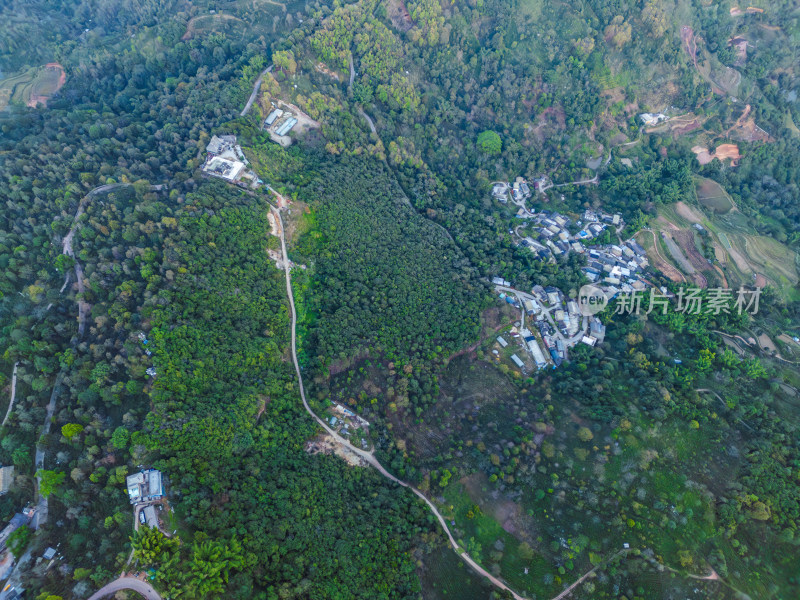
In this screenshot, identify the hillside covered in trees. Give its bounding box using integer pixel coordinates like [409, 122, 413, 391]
[1, 0, 800, 599]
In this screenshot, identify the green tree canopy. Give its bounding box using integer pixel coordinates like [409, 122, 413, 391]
[7, 525, 31, 560]
[37, 470, 65, 498]
[61, 423, 84, 439]
[477, 130, 502, 155]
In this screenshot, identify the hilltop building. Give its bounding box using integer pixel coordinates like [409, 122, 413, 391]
[202, 134, 261, 187]
[639, 113, 668, 127]
[126, 469, 163, 505]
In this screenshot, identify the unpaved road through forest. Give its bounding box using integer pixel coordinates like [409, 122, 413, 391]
[271, 202, 529, 600]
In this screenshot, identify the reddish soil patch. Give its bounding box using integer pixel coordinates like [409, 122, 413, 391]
[692, 143, 742, 166]
[723, 104, 773, 143]
[714, 144, 742, 164]
[27, 63, 66, 108]
[672, 119, 702, 136]
[714, 265, 729, 288]
[755, 274, 767, 288]
[681, 26, 699, 71]
[736, 118, 772, 142]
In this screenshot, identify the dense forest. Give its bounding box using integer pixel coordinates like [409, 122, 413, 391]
[0, 3, 447, 598]
[1, 0, 800, 599]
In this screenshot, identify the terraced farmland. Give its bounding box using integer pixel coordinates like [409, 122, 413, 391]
[0, 62, 65, 109]
[650, 200, 799, 302]
[696, 177, 734, 214]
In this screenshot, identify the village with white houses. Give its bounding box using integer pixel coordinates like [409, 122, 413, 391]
[487, 175, 654, 375]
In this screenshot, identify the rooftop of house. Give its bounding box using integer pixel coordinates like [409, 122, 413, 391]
[0, 466, 14, 494]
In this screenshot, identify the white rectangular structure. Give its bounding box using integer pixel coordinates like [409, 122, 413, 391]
[204, 156, 245, 181]
[527, 339, 548, 368]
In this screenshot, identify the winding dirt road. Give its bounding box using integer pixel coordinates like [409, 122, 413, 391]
[271, 203, 528, 600]
[35, 183, 163, 528]
[348, 51, 355, 91]
[358, 107, 377, 134]
[63, 183, 135, 336]
[550, 550, 627, 600]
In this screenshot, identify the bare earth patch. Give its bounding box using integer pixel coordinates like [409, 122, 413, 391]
[672, 230, 709, 287]
[315, 63, 340, 80]
[460, 472, 537, 544]
[182, 14, 245, 40]
[636, 230, 686, 284]
[758, 333, 777, 353]
[692, 144, 741, 166]
[675, 201, 705, 224]
[307, 432, 367, 467]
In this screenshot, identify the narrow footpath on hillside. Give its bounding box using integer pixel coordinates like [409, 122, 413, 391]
[32, 372, 63, 530]
[550, 549, 628, 600]
[270, 202, 529, 600]
[2, 362, 19, 427]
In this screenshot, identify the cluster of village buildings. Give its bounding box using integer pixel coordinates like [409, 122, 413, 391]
[0, 498, 58, 598]
[494, 282, 606, 371]
[202, 134, 263, 187]
[518, 208, 621, 259]
[583, 238, 650, 293]
[486, 188, 654, 373]
[492, 176, 547, 203]
[514, 206, 651, 294]
[327, 403, 371, 450]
